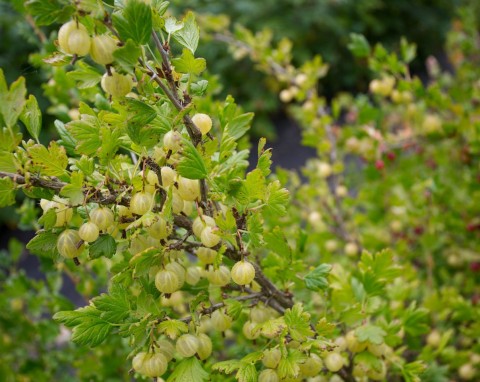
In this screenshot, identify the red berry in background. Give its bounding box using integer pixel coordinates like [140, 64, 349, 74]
[386, 151, 396, 161]
[470, 261, 480, 272]
[414, 226, 424, 235]
[467, 223, 477, 232]
[472, 294, 480, 305]
[375, 160, 385, 170]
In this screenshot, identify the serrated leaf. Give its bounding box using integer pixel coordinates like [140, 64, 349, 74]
[402, 361, 427, 382]
[224, 112, 253, 141]
[38, 207, 57, 229]
[264, 180, 289, 216]
[235, 363, 257, 382]
[112, 0, 152, 45]
[190, 80, 208, 96]
[89, 234, 117, 259]
[93, 286, 130, 323]
[55, 119, 76, 155]
[260, 317, 286, 339]
[67, 115, 102, 155]
[53, 305, 111, 347]
[167, 357, 209, 382]
[172, 11, 199, 54]
[0, 177, 16, 207]
[0, 126, 22, 152]
[158, 319, 188, 339]
[28, 141, 68, 176]
[0, 70, 26, 128]
[113, 39, 142, 74]
[241, 351, 264, 364]
[245, 168, 266, 201]
[60, 172, 84, 205]
[304, 263, 332, 291]
[0, 152, 18, 173]
[284, 304, 314, 341]
[355, 324, 386, 345]
[43, 52, 71, 66]
[257, 138, 272, 177]
[212, 360, 241, 374]
[25, 0, 74, 25]
[225, 299, 243, 320]
[67, 62, 102, 89]
[277, 349, 306, 379]
[172, 49, 206, 76]
[315, 318, 336, 338]
[402, 303, 429, 336]
[20, 95, 41, 141]
[26, 231, 60, 258]
[177, 139, 207, 179]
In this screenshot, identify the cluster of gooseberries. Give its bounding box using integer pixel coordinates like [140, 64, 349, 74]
[57, 20, 133, 97]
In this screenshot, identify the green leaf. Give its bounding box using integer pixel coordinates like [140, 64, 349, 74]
[264, 180, 289, 216]
[177, 139, 208, 179]
[284, 303, 314, 341]
[67, 62, 102, 89]
[355, 324, 386, 345]
[38, 208, 57, 230]
[26, 230, 60, 258]
[158, 319, 188, 339]
[235, 363, 257, 382]
[67, 115, 102, 156]
[225, 299, 243, 320]
[0, 177, 16, 207]
[212, 360, 241, 374]
[167, 357, 209, 382]
[265, 226, 292, 262]
[55, 120, 76, 155]
[0, 70, 26, 128]
[113, 39, 142, 74]
[0, 126, 22, 152]
[53, 305, 112, 347]
[315, 318, 336, 338]
[245, 168, 266, 201]
[402, 303, 430, 336]
[172, 11, 199, 54]
[304, 264, 332, 291]
[165, 16, 183, 35]
[25, 0, 74, 25]
[28, 141, 68, 176]
[257, 138, 272, 177]
[89, 234, 117, 259]
[93, 285, 130, 323]
[126, 98, 157, 127]
[190, 80, 209, 96]
[402, 361, 427, 382]
[277, 349, 306, 379]
[20, 95, 41, 141]
[0, 152, 18, 173]
[172, 49, 206, 76]
[224, 112, 254, 141]
[60, 172, 84, 206]
[112, 0, 152, 45]
[348, 33, 371, 58]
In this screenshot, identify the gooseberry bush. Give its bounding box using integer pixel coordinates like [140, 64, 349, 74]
[0, 0, 479, 381]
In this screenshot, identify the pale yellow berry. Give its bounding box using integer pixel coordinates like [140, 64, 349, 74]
[57, 229, 84, 259]
[201, 226, 221, 248]
[176, 177, 200, 201]
[78, 221, 100, 243]
[176, 334, 199, 358]
[130, 192, 154, 215]
[101, 69, 133, 97]
[90, 34, 117, 65]
[191, 113, 213, 135]
[231, 260, 255, 285]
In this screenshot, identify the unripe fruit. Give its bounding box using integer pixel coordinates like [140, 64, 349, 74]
[346, 330, 367, 353]
[367, 343, 385, 357]
[130, 192, 153, 215]
[160, 166, 177, 187]
[191, 113, 213, 135]
[90, 34, 117, 65]
[459, 363, 475, 380]
[185, 266, 202, 285]
[182, 201, 193, 216]
[171, 192, 184, 214]
[196, 247, 217, 264]
[176, 334, 199, 358]
[262, 348, 281, 368]
[242, 320, 260, 340]
[344, 242, 358, 257]
[299, 353, 323, 377]
[146, 171, 159, 186]
[426, 330, 441, 347]
[259, 369, 279, 382]
[201, 226, 221, 248]
[165, 262, 186, 287]
[163, 131, 182, 151]
[196, 333, 212, 360]
[279, 88, 294, 103]
[176, 177, 200, 201]
[54, 205, 73, 227]
[146, 216, 171, 240]
[335, 185, 348, 198]
[422, 114, 442, 133]
[317, 162, 332, 178]
[324, 352, 344, 372]
[58, 21, 91, 56]
[211, 309, 232, 332]
[142, 353, 168, 377]
[132, 352, 148, 373]
[251, 305, 270, 323]
[155, 269, 181, 294]
[192, 215, 216, 238]
[157, 339, 175, 361]
[366, 360, 386, 381]
[231, 260, 256, 285]
[207, 265, 231, 286]
[78, 221, 100, 243]
[57, 229, 84, 259]
[101, 69, 133, 97]
[90, 207, 114, 231]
